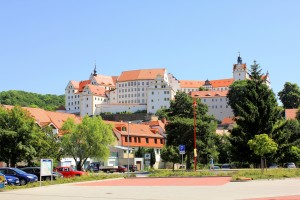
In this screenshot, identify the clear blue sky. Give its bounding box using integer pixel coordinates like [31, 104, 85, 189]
[1, 1, 299, 100]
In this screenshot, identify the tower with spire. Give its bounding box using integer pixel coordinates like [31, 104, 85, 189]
[233, 52, 248, 81]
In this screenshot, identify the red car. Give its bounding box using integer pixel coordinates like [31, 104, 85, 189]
[54, 166, 87, 178]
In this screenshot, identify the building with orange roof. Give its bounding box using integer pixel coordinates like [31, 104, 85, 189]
[1, 105, 81, 136]
[64, 55, 270, 120]
[105, 120, 165, 169]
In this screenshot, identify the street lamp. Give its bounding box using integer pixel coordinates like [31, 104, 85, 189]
[127, 121, 131, 177]
[193, 94, 199, 171]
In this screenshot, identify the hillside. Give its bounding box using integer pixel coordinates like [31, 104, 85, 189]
[0, 90, 65, 111]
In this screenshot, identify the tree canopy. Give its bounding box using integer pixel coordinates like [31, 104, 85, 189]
[61, 116, 116, 171]
[278, 82, 300, 109]
[164, 91, 217, 169]
[227, 61, 281, 163]
[0, 90, 65, 111]
[0, 106, 48, 166]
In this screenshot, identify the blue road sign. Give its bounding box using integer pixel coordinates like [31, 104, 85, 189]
[179, 145, 185, 154]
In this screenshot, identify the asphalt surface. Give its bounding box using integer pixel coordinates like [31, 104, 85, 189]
[1, 177, 300, 200]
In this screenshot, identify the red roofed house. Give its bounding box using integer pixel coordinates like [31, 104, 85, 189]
[106, 121, 165, 169]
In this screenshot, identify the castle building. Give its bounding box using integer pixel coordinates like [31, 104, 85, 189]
[64, 55, 270, 122]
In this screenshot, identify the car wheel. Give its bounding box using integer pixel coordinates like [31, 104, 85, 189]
[20, 179, 27, 186]
[75, 174, 80, 177]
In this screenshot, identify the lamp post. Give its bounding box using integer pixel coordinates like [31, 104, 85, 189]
[193, 94, 199, 171]
[127, 121, 131, 177]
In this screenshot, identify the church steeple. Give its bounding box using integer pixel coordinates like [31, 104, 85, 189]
[237, 52, 242, 64]
[93, 63, 97, 76]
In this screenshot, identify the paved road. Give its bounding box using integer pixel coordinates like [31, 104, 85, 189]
[1, 177, 300, 200]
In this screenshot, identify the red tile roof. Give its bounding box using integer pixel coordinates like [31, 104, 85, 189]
[117, 69, 166, 82]
[179, 80, 205, 88]
[78, 80, 91, 92]
[93, 74, 116, 87]
[210, 78, 234, 88]
[221, 117, 234, 125]
[233, 63, 247, 70]
[191, 90, 228, 98]
[1, 105, 81, 132]
[285, 109, 298, 120]
[105, 121, 163, 138]
[85, 84, 107, 96]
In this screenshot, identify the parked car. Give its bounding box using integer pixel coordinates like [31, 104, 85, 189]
[54, 166, 87, 178]
[221, 164, 231, 169]
[284, 162, 296, 168]
[124, 165, 137, 172]
[5, 175, 20, 185]
[21, 167, 63, 181]
[0, 167, 38, 186]
[116, 166, 127, 173]
[268, 163, 279, 168]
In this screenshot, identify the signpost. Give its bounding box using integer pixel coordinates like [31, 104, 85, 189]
[145, 153, 151, 169]
[40, 159, 53, 186]
[179, 145, 185, 173]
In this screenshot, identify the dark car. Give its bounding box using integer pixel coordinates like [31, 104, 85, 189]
[221, 164, 231, 169]
[5, 175, 20, 185]
[0, 167, 38, 186]
[21, 167, 63, 181]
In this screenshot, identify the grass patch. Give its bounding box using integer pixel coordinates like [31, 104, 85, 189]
[232, 168, 300, 180]
[148, 169, 233, 177]
[2, 173, 125, 191]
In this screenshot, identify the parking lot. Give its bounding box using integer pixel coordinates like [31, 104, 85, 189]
[1, 177, 300, 200]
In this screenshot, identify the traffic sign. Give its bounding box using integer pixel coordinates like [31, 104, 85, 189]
[179, 145, 185, 154]
[145, 153, 151, 160]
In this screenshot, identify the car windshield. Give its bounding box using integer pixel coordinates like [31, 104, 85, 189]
[13, 168, 27, 174]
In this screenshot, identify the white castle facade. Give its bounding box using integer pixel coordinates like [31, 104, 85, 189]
[65, 55, 270, 121]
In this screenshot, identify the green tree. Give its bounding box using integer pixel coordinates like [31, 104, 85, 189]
[160, 146, 180, 170]
[278, 82, 300, 109]
[0, 106, 39, 166]
[227, 61, 281, 163]
[146, 148, 156, 168]
[248, 134, 278, 172]
[165, 92, 217, 169]
[0, 90, 65, 111]
[155, 108, 169, 120]
[61, 116, 115, 171]
[134, 147, 145, 158]
[271, 119, 300, 164]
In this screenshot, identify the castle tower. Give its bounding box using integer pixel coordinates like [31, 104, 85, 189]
[233, 53, 248, 81]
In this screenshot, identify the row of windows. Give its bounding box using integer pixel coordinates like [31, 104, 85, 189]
[67, 106, 79, 110]
[208, 105, 229, 109]
[119, 87, 145, 92]
[150, 98, 169, 102]
[203, 98, 228, 102]
[67, 95, 80, 99]
[119, 93, 145, 98]
[119, 81, 150, 87]
[68, 101, 80, 106]
[151, 91, 170, 95]
[125, 136, 164, 144]
[118, 99, 146, 104]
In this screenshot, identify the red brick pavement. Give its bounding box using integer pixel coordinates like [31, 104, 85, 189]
[75, 177, 232, 186]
